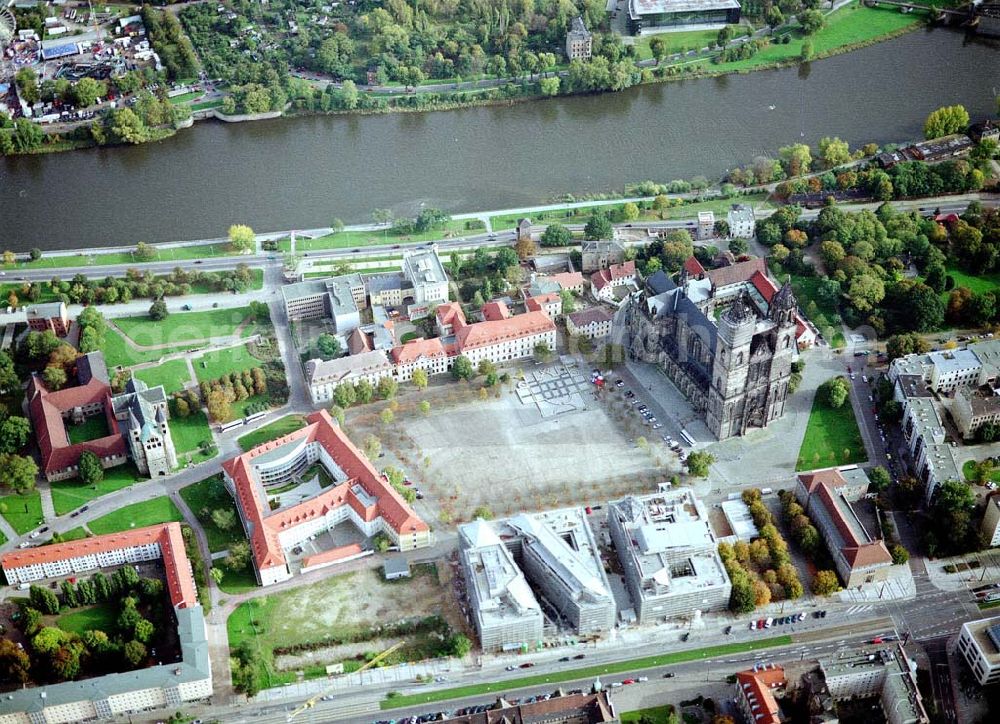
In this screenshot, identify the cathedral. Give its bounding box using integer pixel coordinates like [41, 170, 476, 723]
[623, 256, 798, 441]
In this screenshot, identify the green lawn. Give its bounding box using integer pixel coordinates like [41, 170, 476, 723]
[704, 3, 919, 74]
[135, 359, 192, 394]
[238, 415, 307, 451]
[941, 265, 1000, 299]
[774, 267, 845, 349]
[796, 389, 867, 471]
[49, 526, 89, 544]
[88, 496, 184, 535]
[57, 603, 118, 635]
[194, 344, 262, 383]
[963, 459, 1000, 484]
[168, 91, 202, 104]
[622, 706, 678, 724]
[282, 219, 476, 253]
[634, 28, 723, 60]
[169, 411, 216, 465]
[489, 193, 769, 231]
[4, 242, 235, 271]
[0, 490, 44, 534]
[51, 464, 144, 516]
[115, 307, 253, 347]
[380, 636, 794, 709]
[102, 329, 197, 369]
[216, 565, 259, 595]
[179, 475, 246, 553]
[65, 416, 110, 445]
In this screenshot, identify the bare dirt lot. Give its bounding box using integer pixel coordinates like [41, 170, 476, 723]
[399, 374, 670, 524]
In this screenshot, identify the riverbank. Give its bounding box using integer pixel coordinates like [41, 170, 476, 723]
[9, 3, 930, 159]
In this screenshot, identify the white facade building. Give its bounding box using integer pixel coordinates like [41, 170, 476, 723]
[959, 617, 1000, 685]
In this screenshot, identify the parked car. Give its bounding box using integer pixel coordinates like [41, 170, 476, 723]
[573, 654, 586, 660]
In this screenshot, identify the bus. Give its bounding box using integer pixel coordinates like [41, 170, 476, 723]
[679, 429, 695, 447]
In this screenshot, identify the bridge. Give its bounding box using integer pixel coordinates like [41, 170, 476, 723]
[863, 0, 1000, 32]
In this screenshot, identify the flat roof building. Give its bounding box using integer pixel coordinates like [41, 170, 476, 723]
[402, 245, 450, 317]
[819, 645, 929, 724]
[727, 204, 755, 240]
[958, 616, 1000, 685]
[280, 274, 364, 331]
[626, 0, 740, 34]
[459, 519, 544, 653]
[459, 508, 615, 650]
[608, 486, 731, 623]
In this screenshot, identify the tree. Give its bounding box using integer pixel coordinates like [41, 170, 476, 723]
[0, 416, 31, 454]
[540, 223, 572, 247]
[821, 377, 849, 408]
[133, 618, 155, 644]
[78, 451, 104, 486]
[811, 570, 840, 596]
[123, 640, 147, 666]
[380, 408, 395, 426]
[228, 224, 256, 253]
[685, 451, 715, 477]
[0, 351, 19, 393]
[649, 36, 667, 64]
[363, 434, 381, 460]
[583, 213, 613, 240]
[148, 298, 169, 321]
[800, 39, 813, 61]
[528, 343, 551, 366]
[622, 202, 640, 221]
[924, 104, 970, 140]
[778, 143, 812, 176]
[0, 454, 38, 492]
[515, 236, 536, 259]
[30, 585, 60, 615]
[412, 368, 428, 390]
[42, 365, 68, 391]
[449, 633, 473, 658]
[477, 359, 496, 377]
[212, 508, 237, 530]
[886, 333, 929, 361]
[452, 355, 474, 380]
[869, 466, 891, 492]
[206, 388, 231, 422]
[210, 567, 224, 584]
[316, 333, 341, 359]
[0, 638, 31, 684]
[225, 540, 251, 571]
[333, 383, 357, 408]
[73, 77, 103, 108]
[472, 505, 494, 520]
[419, 400, 431, 415]
[799, 9, 825, 34]
[377, 376, 398, 400]
[818, 136, 851, 167]
[891, 544, 909, 565]
[539, 76, 560, 96]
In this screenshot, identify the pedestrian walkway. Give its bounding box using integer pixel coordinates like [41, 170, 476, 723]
[0, 515, 17, 544]
[37, 482, 56, 521]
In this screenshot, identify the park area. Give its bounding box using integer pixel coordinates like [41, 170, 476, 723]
[0, 490, 43, 535]
[169, 411, 216, 465]
[50, 464, 144, 516]
[135, 359, 192, 394]
[179, 475, 245, 553]
[227, 565, 467, 678]
[796, 388, 866, 471]
[114, 307, 259, 347]
[87, 496, 183, 536]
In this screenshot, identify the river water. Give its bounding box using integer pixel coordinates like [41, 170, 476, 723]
[1, 27, 998, 250]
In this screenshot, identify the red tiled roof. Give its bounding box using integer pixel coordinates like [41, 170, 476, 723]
[27, 375, 126, 477]
[347, 328, 372, 355]
[301, 543, 365, 569]
[525, 293, 560, 315]
[736, 667, 785, 724]
[548, 272, 584, 290]
[706, 257, 767, 289]
[481, 301, 510, 321]
[749, 270, 779, 301]
[435, 302, 467, 330]
[454, 311, 556, 351]
[1, 523, 198, 609]
[590, 261, 637, 292]
[683, 256, 706, 278]
[798, 470, 893, 569]
[222, 410, 429, 576]
[391, 337, 448, 365]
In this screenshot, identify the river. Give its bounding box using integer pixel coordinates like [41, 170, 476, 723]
[1, 27, 998, 250]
